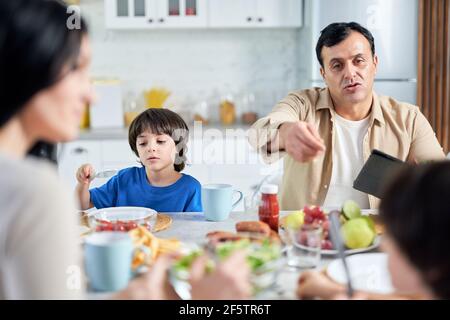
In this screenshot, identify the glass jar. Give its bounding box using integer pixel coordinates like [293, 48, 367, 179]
[241, 92, 258, 125]
[123, 91, 144, 127]
[258, 184, 279, 232]
[194, 100, 210, 125]
[219, 94, 236, 125]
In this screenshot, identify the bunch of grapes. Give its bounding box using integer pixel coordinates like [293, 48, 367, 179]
[302, 206, 333, 250]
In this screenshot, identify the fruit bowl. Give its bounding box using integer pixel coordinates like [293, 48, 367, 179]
[280, 202, 379, 254]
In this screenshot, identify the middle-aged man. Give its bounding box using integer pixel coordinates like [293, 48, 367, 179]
[248, 22, 445, 210]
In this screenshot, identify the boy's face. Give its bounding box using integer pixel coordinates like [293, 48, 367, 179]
[136, 130, 177, 172]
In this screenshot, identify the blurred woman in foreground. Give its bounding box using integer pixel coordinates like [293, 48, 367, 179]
[0, 0, 250, 299]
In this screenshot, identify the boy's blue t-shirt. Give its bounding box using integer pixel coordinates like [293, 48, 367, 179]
[89, 166, 202, 212]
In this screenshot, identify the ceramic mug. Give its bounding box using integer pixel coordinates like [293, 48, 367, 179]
[201, 184, 243, 221]
[84, 231, 148, 292]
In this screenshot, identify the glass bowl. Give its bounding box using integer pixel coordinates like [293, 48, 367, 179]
[87, 206, 158, 232]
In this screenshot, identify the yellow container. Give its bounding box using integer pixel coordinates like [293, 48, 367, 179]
[79, 104, 90, 129]
[124, 111, 140, 127]
[144, 87, 170, 108]
[220, 100, 236, 125]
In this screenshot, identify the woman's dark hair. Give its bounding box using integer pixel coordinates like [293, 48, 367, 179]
[0, 0, 88, 128]
[379, 161, 450, 299]
[128, 109, 189, 172]
[27, 141, 58, 164]
[315, 22, 375, 68]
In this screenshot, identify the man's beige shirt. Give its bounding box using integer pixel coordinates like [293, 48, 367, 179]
[248, 87, 445, 210]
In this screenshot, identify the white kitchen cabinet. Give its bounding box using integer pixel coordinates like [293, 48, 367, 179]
[158, 0, 208, 27]
[57, 140, 140, 190]
[256, 0, 303, 28]
[208, 0, 303, 28]
[100, 139, 140, 169]
[57, 141, 103, 190]
[105, 0, 208, 29]
[207, 0, 257, 28]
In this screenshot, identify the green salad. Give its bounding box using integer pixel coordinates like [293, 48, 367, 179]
[172, 250, 215, 277]
[215, 239, 281, 272]
[172, 239, 281, 276]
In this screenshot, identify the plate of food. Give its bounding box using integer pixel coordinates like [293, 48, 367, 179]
[291, 234, 381, 256]
[327, 252, 394, 294]
[206, 221, 282, 245]
[280, 201, 381, 255]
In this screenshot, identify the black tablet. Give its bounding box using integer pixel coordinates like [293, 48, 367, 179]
[353, 149, 405, 198]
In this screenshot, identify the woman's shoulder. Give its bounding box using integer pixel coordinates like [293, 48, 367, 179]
[0, 155, 76, 221]
[1, 156, 63, 193]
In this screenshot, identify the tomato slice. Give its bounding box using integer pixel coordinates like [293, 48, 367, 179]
[95, 219, 140, 232]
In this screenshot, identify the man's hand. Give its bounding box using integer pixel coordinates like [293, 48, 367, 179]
[278, 121, 325, 162]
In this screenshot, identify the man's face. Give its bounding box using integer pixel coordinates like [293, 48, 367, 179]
[320, 31, 378, 106]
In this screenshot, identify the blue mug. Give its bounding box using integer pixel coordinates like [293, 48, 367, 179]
[202, 184, 243, 221]
[84, 232, 136, 292]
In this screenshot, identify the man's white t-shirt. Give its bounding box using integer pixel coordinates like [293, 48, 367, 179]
[323, 113, 370, 209]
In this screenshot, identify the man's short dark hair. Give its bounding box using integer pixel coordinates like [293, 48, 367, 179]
[315, 22, 375, 68]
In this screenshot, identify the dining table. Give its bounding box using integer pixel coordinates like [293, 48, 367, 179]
[86, 210, 381, 300]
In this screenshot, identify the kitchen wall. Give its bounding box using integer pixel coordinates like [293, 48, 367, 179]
[80, 0, 307, 117]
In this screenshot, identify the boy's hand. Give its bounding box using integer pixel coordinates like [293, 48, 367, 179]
[76, 164, 95, 185]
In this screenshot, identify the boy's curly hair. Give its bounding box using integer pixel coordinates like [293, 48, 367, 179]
[128, 109, 189, 172]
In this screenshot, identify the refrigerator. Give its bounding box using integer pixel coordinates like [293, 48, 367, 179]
[305, 0, 418, 104]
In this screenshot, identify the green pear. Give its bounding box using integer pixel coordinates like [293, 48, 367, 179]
[341, 217, 375, 249]
[360, 216, 376, 233]
[285, 211, 304, 229]
[342, 200, 361, 219]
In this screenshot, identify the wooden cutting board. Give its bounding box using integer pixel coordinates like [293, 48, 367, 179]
[153, 213, 172, 232]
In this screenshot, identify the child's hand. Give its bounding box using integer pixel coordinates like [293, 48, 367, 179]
[76, 164, 95, 185]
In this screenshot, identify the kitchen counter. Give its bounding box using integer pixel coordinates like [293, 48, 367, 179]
[78, 123, 253, 140]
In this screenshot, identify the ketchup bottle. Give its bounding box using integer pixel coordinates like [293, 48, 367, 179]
[258, 184, 279, 232]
